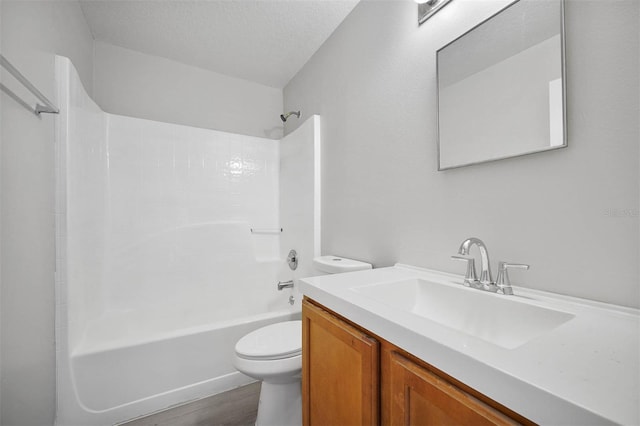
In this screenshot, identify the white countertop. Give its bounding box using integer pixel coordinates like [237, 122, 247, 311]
[299, 264, 640, 425]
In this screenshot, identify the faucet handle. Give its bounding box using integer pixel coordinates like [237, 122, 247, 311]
[495, 262, 529, 295]
[451, 255, 478, 287]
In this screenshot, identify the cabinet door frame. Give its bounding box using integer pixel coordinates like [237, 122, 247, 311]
[388, 351, 518, 426]
[302, 299, 380, 426]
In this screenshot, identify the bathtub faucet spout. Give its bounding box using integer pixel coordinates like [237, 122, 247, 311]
[277, 280, 294, 290]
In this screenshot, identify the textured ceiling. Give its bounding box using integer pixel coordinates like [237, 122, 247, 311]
[80, 0, 359, 88]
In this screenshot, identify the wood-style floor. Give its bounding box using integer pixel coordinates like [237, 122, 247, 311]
[119, 382, 260, 426]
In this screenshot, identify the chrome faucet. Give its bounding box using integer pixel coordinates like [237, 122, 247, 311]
[277, 280, 294, 290]
[458, 237, 492, 285]
[452, 237, 529, 295]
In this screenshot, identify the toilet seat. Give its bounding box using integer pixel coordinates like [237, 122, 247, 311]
[235, 320, 302, 361]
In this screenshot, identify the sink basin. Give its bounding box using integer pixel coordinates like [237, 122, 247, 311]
[352, 278, 574, 349]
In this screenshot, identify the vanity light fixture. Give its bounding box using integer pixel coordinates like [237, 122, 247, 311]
[416, 0, 453, 25]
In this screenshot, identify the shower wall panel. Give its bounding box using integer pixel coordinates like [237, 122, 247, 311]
[103, 115, 280, 316]
[57, 56, 108, 347]
[280, 115, 321, 281]
[57, 55, 282, 359]
[55, 55, 310, 426]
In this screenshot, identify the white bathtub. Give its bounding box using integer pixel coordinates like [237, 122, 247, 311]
[57, 306, 300, 425]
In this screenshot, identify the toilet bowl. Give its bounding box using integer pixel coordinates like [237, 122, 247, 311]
[233, 256, 372, 426]
[233, 320, 302, 426]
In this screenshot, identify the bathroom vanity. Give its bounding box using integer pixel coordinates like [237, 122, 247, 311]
[302, 298, 530, 425]
[300, 265, 639, 425]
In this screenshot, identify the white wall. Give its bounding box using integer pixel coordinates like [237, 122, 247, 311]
[93, 41, 284, 140]
[279, 115, 321, 289]
[56, 59, 285, 423]
[284, 0, 639, 308]
[0, 1, 94, 425]
[56, 56, 107, 354]
[58, 52, 282, 350]
[101, 115, 280, 318]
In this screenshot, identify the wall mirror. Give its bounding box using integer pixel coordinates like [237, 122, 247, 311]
[437, 0, 566, 170]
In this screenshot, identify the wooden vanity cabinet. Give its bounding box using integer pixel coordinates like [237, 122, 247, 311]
[302, 298, 533, 426]
[302, 299, 379, 426]
[384, 349, 518, 425]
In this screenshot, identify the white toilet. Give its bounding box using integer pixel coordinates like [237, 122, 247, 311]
[233, 255, 372, 426]
[234, 320, 302, 426]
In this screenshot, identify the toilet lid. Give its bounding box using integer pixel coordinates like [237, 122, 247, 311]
[235, 320, 302, 360]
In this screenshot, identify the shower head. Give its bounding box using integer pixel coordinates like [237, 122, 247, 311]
[280, 111, 301, 123]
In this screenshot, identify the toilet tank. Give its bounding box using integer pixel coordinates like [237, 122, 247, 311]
[312, 256, 372, 274]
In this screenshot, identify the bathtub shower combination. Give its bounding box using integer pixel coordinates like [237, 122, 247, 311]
[54, 57, 321, 426]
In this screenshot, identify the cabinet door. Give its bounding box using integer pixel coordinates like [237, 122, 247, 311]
[388, 351, 517, 426]
[302, 299, 379, 426]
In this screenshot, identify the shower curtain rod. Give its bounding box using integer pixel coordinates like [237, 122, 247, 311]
[0, 54, 59, 116]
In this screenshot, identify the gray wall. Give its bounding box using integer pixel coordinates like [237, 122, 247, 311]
[0, 1, 94, 425]
[93, 41, 284, 139]
[284, 0, 639, 307]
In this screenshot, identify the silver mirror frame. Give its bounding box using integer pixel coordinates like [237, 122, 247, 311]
[436, 0, 567, 171]
[419, 0, 454, 25]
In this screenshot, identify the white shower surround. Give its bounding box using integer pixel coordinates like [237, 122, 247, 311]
[54, 56, 319, 425]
